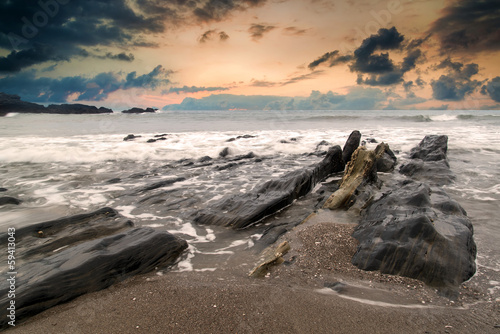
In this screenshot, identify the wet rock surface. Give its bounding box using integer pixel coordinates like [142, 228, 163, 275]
[193, 145, 345, 229]
[351, 135, 476, 288]
[0, 208, 188, 328]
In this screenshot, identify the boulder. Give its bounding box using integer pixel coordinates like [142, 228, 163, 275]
[193, 146, 345, 229]
[374, 142, 397, 173]
[342, 130, 361, 163]
[351, 181, 476, 287]
[350, 135, 476, 288]
[219, 147, 231, 158]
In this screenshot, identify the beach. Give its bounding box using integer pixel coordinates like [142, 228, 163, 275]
[1, 110, 499, 332]
[7, 221, 499, 334]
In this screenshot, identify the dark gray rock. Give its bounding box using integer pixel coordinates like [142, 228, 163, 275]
[0, 227, 187, 328]
[193, 146, 344, 229]
[0, 197, 21, 205]
[400, 135, 454, 186]
[135, 177, 186, 193]
[352, 181, 476, 287]
[0, 188, 7, 192]
[375, 143, 397, 173]
[351, 135, 476, 288]
[342, 130, 362, 163]
[219, 147, 230, 158]
[123, 134, 141, 141]
[147, 139, 157, 143]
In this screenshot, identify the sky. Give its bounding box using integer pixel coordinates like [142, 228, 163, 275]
[0, 0, 499, 111]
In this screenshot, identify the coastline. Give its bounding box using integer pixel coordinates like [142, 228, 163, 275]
[8, 221, 499, 334]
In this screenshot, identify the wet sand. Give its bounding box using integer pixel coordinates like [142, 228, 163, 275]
[8, 222, 500, 334]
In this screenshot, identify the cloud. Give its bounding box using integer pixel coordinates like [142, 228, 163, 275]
[0, 44, 73, 73]
[98, 52, 135, 62]
[308, 51, 353, 70]
[307, 27, 424, 87]
[163, 85, 229, 94]
[248, 24, 276, 41]
[0, 0, 263, 70]
[281, 70, 324, 86]
[0, 65, 171, 102]
[198, 29, 230, 43]
[250, 79, 277, 87]
[193, 0, 268, 22]
[430, 59, 482, 101]
[428, 0, 500, 53]
[162, 87, 388, 111]
[481, 77, 500, 102]
[283, 26, 307, 36]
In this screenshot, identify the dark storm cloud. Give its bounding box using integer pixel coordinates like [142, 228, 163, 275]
[164, 85, 229, 94]
[428, 0, 500, 52]
[0, 65, 171, 102]
[350, 27, 404, 74]
[430, 59, 482, 101]
[96, 52, 135, 62]
[307, 27, 424, 88]
[248, 24, 276, 41]
[0, 44, 73, 73]
[0, 0, 263, 70]
[481, 77, 500, 102]
[193, 0, 268, 22]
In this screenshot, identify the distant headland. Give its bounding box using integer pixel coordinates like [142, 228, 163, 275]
[0, 93, 156, 116]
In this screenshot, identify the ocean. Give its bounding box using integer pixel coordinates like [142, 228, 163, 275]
[0, 109, 499, 297]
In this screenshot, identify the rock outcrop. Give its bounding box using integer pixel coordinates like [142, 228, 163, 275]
[0, 92, 113, 115]
[342, 130, 361, 163]
[351, 135, 476, 287]
[193, 145, 345, 229]
[399, 135, 455, 185]
[0, 208, 188, 328]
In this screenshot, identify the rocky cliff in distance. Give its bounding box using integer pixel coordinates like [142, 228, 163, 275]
[0, 92, 113, 115]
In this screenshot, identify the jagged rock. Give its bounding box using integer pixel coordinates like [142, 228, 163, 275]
[193, 146, 344, 229]
[374, 142, 397, 173]
[323, 146, 377, 210]
[400, 135, 454, 185]
[351, 181, 476, 287]
[350, 135, 476, 288]
[0, 197, 21, 205]
[135, 177, 186, 193]
[0, 227, 187, 328]
[122, 107, 156, 114]
[342, 130, 362, 163]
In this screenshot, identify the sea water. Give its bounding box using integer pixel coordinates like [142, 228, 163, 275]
[0, 110, 499, 294]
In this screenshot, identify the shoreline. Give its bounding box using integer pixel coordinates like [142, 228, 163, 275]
[9, 221, 499, 333]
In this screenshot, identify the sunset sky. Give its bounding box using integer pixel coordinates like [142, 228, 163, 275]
[0, 0, 499, 110]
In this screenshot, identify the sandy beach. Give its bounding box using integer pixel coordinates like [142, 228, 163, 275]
[8, 221, 499, 334]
